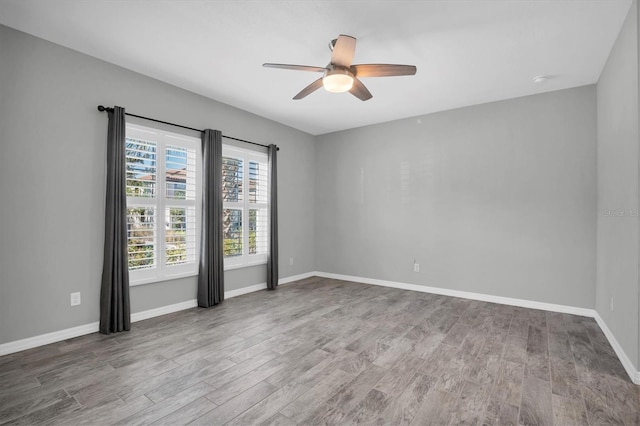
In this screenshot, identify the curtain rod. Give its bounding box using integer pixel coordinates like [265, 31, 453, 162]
[97, 105, 278, 150]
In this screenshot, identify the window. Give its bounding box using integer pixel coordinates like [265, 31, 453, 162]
[125, 124, 201, 284]
[222, 145, 269, 269]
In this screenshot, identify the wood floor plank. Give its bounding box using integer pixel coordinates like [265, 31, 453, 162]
[449, 379, 492, 425]
[380, 373, 437, 425]
[372, 337, 414, 369]
[151, 397, 216, 425]
[264, 349, 331, 388]
[225, 380, 310, 426]
[205, 351, 275, 393]
[298, 349, 363, 380]
[503, 334, 528, 365]
[581, 382, 626, 425]
[321, 326, 375, 354]
[53, 395, 153, 426]
[0, 375, 40, 399]
[2, 395, 79, 426]
[550, 356, 582, 400]
[193, 381, 276, 425]
[508, 315, 530, 339]
[467, 341, 503, 387]
[496, 402, 520, 425]
[410, 389, 457, 426]
[442, 324, 471, 347]
[419, 341, 457, 377]
[344, 388, 390, 424]
[262, 412, 298, 426]
[145, 357, 235, 403]
[299, 401, 348, 426]
[605, 375, 640, 416]
[279, 368, 354, 423]
[519, 376, 554, 426]
[0, 389, 68, 424]
[525, 352, 551, 382]
[374, 354, 425, 395]
[0, 362, 115, 412]
[168, 335, 247, 366]
[551, 394, 589, 426]
[116, 358, 218, 402]
[325, 364, 388, 414]
[71, 357, 179, 406]
[204, 359, 285, 406]
[118, 382, 214, 426]
[492, 359, 525, 407]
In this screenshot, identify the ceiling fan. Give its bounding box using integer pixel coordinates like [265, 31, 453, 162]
[263, 34, 417, 101]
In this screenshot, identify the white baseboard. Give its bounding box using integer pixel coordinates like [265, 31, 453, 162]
[593, 312, 640, 385]
[0, 272, 316, 357]
[0, 322, 100, 357]
[279, 271, 317, 285]
[315, 271, 593, 317]
[314, 271, 639, 384]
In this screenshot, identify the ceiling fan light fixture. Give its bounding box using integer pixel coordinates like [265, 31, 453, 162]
[323, 68, 354, 93]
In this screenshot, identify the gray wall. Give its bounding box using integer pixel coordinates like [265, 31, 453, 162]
[316, 86, 597, 309]
[0, 25, 316, 344]
[596, 0, 639, 371]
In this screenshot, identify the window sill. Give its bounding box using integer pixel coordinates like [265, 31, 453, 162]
[130, 271, 197, 287]
[224, 260, 267, 271]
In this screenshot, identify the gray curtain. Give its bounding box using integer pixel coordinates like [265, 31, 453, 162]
[100, 106, 131, 334]
[267, 144, 279, 290]
[198, 129, 225, 307]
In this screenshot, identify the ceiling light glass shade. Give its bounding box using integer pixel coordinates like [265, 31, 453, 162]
[323, 72, 354, 93]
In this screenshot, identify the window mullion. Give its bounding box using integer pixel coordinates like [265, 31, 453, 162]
[243, 154, 249, 265]
[157, 135, 166, 276]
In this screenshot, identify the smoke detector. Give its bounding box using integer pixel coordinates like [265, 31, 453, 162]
[533, 75, 550, 84]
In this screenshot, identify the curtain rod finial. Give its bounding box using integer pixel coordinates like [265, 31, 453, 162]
[97, 105, 109, 112]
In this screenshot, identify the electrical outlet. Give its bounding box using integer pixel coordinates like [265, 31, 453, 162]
[70, 292, 81, 306]
[610, 296, 614, 312]
[289, 257, 294, 266]
[413, 262, 420, 273]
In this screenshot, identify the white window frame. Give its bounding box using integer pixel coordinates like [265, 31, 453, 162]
[222, 145, 269, 270]
[126, 123, 202, 285]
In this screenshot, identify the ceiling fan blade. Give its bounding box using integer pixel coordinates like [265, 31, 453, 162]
[351, 64, 417, 77]
[293, 78, 324, 100]
[263, 63, 327, 73]
[349, 78, 372, 101]
[331, 35, 356, 67]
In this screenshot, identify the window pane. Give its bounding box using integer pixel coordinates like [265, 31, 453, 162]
[126, 138, 157, 198]
[223, 208, 242, 256]
[248, 160, 268, 204]
[222, 157, 243, 202]
[165, 207, 196, 266]
[127, 207, 156, 270]
[166, 145, 196, 200]
[249, 208, 268, 255]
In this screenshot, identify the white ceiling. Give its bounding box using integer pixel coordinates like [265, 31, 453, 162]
[0, 0, 632, 135]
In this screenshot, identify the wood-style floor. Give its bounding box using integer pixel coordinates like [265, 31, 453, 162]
[1, 277, 638, 425]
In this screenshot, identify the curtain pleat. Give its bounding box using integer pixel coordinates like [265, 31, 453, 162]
[100, 106, 131, 334]
[198, 129, 225, 307]
[267, 144, 279, 290]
